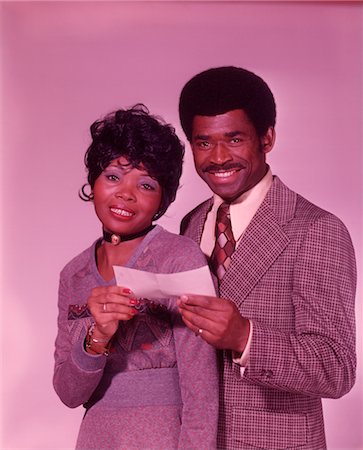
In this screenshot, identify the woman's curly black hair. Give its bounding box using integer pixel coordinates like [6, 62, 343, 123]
[80, 104, 185, 219]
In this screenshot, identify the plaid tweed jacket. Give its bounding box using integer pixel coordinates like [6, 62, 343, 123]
[180, 176, 356, 450]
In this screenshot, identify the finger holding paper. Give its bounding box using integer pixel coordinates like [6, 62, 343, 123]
[178, 294, 250, 354]
[87, 285, 138, 339]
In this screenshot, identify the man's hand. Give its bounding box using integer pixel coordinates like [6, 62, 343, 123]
[177, 294, 250, 353]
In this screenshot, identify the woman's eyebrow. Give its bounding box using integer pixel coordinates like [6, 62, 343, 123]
[107, 161, 133, 171]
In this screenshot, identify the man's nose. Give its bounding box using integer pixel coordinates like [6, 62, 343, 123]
[210, 141, 232, 165]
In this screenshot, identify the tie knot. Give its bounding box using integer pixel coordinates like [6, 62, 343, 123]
[217, 202, 231, 222]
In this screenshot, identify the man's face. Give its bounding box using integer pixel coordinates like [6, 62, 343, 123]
[191, 109, 275, 201]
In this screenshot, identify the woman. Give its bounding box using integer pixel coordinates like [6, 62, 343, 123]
[53, 105, 218, 450]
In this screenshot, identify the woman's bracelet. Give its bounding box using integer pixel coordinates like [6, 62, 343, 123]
[85, 323, 112, 356]
[91, 336, 110, 343]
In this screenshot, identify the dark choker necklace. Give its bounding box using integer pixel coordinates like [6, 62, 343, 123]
[103, 224, 155, 245]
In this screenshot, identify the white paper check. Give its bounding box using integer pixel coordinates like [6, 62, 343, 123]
[113, 265, 215, 299]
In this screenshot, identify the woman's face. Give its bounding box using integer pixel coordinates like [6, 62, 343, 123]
[93, 156, 162, 235]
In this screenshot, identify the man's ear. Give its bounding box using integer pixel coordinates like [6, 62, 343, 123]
[261, 127, 276, 154]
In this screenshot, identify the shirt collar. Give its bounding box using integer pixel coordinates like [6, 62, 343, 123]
[212, 167, 273, 241]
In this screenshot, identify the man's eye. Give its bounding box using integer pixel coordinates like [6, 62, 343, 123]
[196, 141, 211, 149]
[230, 137, 242, 144]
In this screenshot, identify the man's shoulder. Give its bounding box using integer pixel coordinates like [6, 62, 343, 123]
[271, 176, 346, 228]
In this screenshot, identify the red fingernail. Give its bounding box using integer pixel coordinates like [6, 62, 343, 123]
[129, 298, 138, 305]
[130, 308, 138, 315]
[123, 288, 132, 294]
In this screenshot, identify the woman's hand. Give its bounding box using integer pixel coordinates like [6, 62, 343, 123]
[87, 285, 138, 341]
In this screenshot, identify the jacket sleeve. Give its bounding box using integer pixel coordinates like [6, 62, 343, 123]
[53, 275, 107, 408]
[244, 214, 357, 398]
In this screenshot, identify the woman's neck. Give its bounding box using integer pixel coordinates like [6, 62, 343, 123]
[96, 237, 144, 281]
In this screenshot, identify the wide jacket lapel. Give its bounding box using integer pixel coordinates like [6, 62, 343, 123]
[182, 198, 213, 245]
[220, 177, 296, 304]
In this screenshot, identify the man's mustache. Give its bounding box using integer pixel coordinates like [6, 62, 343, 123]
[202, 162, 245, 173]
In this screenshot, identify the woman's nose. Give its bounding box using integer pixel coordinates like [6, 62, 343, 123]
[115, 181, 135, 201]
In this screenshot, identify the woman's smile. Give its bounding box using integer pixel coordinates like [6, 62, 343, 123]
[110, 206, 135, 219]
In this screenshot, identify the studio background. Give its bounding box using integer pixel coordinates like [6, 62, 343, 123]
[1, 1, 362, 449]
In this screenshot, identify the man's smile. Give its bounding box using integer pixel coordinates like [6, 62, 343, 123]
[210, 169, 240, 178]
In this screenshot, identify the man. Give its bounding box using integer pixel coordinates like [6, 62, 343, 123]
[177, 66, 356, 450]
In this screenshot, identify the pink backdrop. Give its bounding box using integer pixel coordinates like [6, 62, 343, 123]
[1, 2, 362, 448]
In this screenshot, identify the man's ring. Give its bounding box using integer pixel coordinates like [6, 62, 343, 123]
[195, 328, 203, 336]
[103, 303, 107, 312]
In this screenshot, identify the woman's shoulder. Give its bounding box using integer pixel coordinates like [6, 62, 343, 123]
[147, 226, 208, 271]
[60, 239, 99, 280]
[154, 226, 201, 251]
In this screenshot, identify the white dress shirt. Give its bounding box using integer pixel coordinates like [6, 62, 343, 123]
[200, 168, 273, 372]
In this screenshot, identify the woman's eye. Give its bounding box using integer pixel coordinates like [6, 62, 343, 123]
[106, 174, 119, 181]
[141, 183, 155, 191]
[139, 176, 160, 191]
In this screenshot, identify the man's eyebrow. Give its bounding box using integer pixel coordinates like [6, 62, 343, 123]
[193, 134, 210, 140]
[224, 130, 244, 138]
[193, 130, 245, 140]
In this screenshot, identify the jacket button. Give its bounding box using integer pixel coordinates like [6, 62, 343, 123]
[260, 369, 273, 378]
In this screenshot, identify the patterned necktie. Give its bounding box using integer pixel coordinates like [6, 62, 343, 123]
[210, 202, 236, 281]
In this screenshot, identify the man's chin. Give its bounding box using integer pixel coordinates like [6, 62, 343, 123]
[206, 183, 241, 202]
